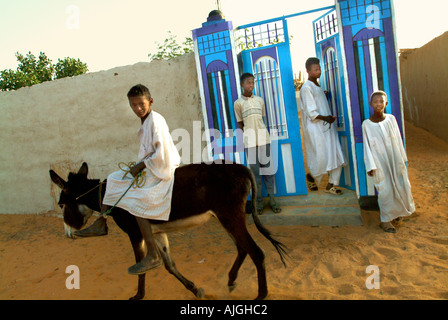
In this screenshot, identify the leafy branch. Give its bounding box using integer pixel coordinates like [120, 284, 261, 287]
[149, 31, 194, 61]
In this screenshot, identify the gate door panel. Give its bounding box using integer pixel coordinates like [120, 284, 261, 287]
[313, 9, 356, 191]
[236, 18, 307, 197]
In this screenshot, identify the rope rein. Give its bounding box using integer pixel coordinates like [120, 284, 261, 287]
[75, 162, 146, 216]
[103, 162, 146, 216]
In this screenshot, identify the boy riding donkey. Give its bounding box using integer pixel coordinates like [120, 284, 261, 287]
[75, 84, 180, 275]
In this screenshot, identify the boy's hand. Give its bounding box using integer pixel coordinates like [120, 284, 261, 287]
[326, 115, 336, 124]
[317, 115, 336, 124]
[130, 162, 146, 177]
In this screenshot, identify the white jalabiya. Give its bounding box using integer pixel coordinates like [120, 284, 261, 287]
[362, 114, 415, 222]
[103, 111, 180, 221]
[299, 80, 346, 180]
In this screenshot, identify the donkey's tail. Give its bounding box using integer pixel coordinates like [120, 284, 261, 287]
[246, 167, 289, 267]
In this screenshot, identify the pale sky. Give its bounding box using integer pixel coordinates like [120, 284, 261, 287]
[0, 0, 447, 76]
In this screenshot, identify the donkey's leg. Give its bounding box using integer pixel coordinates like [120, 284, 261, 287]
[227, 244, 247, 293]
[220, 215, 268, 300]
[129, 236, 146, 300]
[154, 233, 204, 299]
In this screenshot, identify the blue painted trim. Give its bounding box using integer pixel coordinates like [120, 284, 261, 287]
[379, 37, 392, 115]
[356, 41, 370, 122]
[314, 7, 337, 22]
[224, 69, 237, 130]
[211, 73, 223, 133]
[193, 21, 233, 40]
[237, 6, 335, 30]
[273, 60, 284, 136]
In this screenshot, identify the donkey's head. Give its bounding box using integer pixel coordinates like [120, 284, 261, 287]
[50, 162, 97, 238]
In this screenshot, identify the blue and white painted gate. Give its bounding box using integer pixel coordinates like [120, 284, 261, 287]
[193, 1, 405, 201]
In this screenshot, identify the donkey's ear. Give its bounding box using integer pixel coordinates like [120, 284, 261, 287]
[78, 162, 89, 176]
[50, 170, 67, 189]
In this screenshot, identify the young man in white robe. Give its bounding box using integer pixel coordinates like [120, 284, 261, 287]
[362, 91, 415, 233]
[299, 58, 346, 194]
[75, 84, 180, 274]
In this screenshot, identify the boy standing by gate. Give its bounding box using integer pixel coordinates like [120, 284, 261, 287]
[362, 91, 415, 233]
[234, 73, 281, 214]
[299, 57, 346, 194]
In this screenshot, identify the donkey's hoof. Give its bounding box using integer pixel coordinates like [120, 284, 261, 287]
[196, 288, 205, 299]
[129, 293, 144, 300]
[228, 283, 237, 293]
[254, 292, 267, 300]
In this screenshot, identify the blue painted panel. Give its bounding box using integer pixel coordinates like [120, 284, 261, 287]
[313, 10, 356, 192]
[240, 25, 307, 196]
[355, 143, 368, 197]
[205, 51, 228, 68]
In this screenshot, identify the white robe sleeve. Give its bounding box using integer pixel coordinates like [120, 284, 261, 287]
[300, 86, 320, 121]
[362, 121, 378, 173]
[389, 115, 408, 163]
[141, 114, 180, 181]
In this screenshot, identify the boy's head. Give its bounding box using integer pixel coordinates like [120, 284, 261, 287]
[127, 84, 153, 120]
[305, 57, 321, 79]
[370, 90, 388, 113]
[127, 84, 151, 100]
[240, 73, 255, 95]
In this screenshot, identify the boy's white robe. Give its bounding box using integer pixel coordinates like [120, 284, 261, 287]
[103, 111, 180, 221]
[362, 114, 415, 222]
[299, 80, 346, 179]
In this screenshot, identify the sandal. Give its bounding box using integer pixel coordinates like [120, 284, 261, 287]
[325, 186, 343, 195]
[380, 222, 397, 233]
[306, 173, 318, 191]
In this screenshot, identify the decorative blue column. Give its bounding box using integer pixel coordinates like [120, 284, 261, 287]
[336, 0, 404, 197]
[192, 10, 242, 162]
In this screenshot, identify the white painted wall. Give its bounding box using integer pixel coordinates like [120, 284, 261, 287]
[0, 53, 203, 214]
[400, 32, 448, 143]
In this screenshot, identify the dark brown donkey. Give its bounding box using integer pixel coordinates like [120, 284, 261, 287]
[50, 161, 288, 300]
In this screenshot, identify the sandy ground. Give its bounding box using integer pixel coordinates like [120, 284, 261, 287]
[0, 121, 447, 301]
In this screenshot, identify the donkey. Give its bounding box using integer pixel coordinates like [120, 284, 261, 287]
[50, 161, 288, 300]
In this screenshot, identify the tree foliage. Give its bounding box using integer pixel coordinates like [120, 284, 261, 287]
[149, 31, 193, 61]
[54, 57, 89, 80]
[0, 51, 88, 91]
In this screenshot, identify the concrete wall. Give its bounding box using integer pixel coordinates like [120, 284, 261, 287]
[400, 32, 448, 143]
[0, 53, 204, 214]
